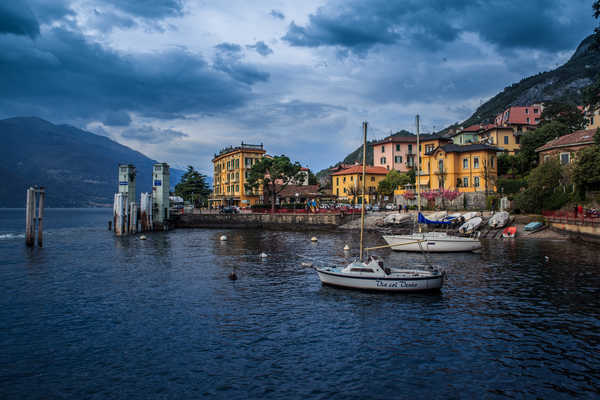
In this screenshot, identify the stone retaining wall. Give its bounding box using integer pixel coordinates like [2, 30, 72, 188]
[175, 213, 342, 230]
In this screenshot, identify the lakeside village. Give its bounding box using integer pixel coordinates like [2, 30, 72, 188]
[108, 102, 600, 243]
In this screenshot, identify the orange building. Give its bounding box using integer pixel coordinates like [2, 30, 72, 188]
[478, 126, 521, 154]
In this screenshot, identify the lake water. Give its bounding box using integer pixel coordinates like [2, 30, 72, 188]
[1, 208, 599, 399]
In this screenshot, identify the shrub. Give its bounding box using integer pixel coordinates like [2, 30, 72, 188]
[498, 178, 527, 195]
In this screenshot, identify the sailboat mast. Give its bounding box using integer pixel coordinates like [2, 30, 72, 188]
[359, 121, 367, 261]
[416, 115, 422, 233]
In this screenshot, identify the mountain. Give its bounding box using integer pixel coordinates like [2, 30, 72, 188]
[0, 117, 184, 207]
[460, 34, 600, 128]
[318, 34, 600, 179]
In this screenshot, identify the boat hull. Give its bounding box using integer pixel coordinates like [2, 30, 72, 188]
[316, 269, 443, 291]
[382, 235, 481, 252]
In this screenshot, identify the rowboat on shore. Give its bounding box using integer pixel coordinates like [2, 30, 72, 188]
[458, 216, 482, 234]
[488, 211, 509, 228]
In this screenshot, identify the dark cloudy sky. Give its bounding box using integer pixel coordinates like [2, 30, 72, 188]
[0, 1, 597, 174]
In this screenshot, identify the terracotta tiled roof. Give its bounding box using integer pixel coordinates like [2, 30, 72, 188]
[371, 135, 417, 145]
[331, 165, 389, 176]
[462, 124, 483, 132]
[535, 129, 598, 152]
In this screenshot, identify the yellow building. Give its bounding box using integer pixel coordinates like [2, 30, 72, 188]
[331, 165, 388, 204]
[478, 126, 521, 154]
[415, 144, 503, 193]
[210, 143, 266, 207]
[585, 107, 600, 130]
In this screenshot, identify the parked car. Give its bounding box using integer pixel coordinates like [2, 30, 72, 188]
[385, 203, 396, 210]
[372, 204, 380, 212]
[220, 206, 238, 214]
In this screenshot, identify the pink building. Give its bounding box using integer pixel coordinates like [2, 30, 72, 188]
[494, 104, 544, 133]
[371, 134, 417, 172]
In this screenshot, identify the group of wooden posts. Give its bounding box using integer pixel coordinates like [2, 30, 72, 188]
[25, 187, 45, 247]
[112, 192, 154, 236]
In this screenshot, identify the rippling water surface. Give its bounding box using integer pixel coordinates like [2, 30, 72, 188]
[1, 209, 599, 399]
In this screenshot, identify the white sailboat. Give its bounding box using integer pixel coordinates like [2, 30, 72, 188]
[382, 115, 481, 253]
[314, 121, 444, 292]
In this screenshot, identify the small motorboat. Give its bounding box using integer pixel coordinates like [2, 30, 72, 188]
[524, 221, 544, 231]
[427, 211, 447, 221]
[462, 211, 481, 221]
[458, 216, 482, 234]
[383, 213, 412, 225]
[488, 211, 509, 228]
[315, 256, 444, 292]
[442, 212, 462, 223]
[502, 226, 517, 238]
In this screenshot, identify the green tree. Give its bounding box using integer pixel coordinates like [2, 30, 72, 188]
[174, 166, 210, 207]
[583, 77, 600, 110]
[572, 143, 600, 196]
[540, 102, 586, 132]
[378, 170, 410, 202]
[517, 121, 568, 172]
[406, 167, 416, 184]
[308, 170, 318, 185]
[515, 158, 562, 213]
[245, 155, 304, 212]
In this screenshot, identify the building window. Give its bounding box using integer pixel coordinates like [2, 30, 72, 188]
[544, 155, 550, 162]
[343, 188, 347, 193]
[336, 188, 339, 196]
[474, 177, 480, 187]
[343, 177, 346, 183]
[534, 108, 539, 114]
[381, 145, 385, 153]
[438, 160, 444, 172]
[473, 157, 479, 168]
[526, 117, 530, 123]
[336, 177, 339, 185]
[463, 177, 469, 187]
[463, 158, 468, 169]
[504, 136, 509, 145]
[408, 144, 413, 153]
[235, 159, 239, 169]
[491, 156, 495, 168]
[396, 144, 400, 151]
[516, 136, 521, 145]
[380, 157, 386, 164]
[525, 108, 529, 114]
[590, 116, 594, 125]
[371, 176, 375, 182]
[395, 156, 402, 163]
[350, 176, 353, 182]
[560, 152, 570, 165]
[236, 184, 239, 192]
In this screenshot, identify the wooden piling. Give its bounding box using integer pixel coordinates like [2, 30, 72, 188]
[25, 187, 35, 247]
[37, 188, 44, 247]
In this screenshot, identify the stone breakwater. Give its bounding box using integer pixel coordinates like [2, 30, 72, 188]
[175, 213, 343, 230]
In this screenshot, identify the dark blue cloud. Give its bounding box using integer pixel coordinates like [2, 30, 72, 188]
[214, 42, 269, 84]
[121, 125, 188, 143]
[246, 41, 273, 56]
[283, 0, 595, 54]
[269, 9, 285, 20]
[0, 3, 40, 37]
[0, 28, 264, 122]
[102, 0, 185, 19]
[103, 110, 132, 126]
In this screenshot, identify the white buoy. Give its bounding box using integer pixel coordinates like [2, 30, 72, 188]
[139, 235, 147, 240]
[343, 244, 350, 251]
[301, 262, 313, 267]
[311, 237, 318, 242]
[544, 256, 550, 262]
[260, 252, 268, 258]
[220, 235, 227, 241]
